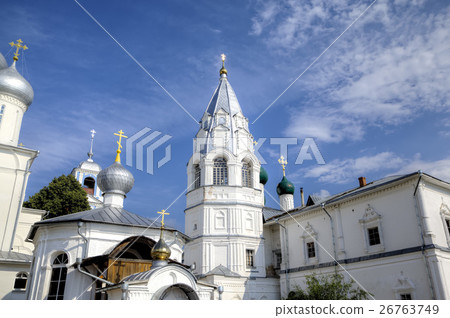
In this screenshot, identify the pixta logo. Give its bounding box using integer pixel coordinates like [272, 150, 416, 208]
[126, 128, 172, 175]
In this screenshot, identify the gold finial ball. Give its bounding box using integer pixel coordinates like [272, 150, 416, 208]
[220, 66, 228, 75]
[151, 238, 171, 260]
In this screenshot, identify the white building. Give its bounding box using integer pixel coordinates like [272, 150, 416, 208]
[0, 49, 46, 299]
[264, 173, 450, 300]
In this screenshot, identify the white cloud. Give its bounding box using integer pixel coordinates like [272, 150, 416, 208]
[312, 189, 331, 199]
[276, 2, 450, 142]
[301, 152, 404, 184]
[298, 151, 450, 185]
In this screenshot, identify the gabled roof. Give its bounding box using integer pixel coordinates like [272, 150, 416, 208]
[202, 264, 240, 278]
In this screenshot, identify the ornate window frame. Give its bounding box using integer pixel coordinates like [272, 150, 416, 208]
[241, 161, 252, 188]
[359, 204, 385, 253]
[440, 202, 450, 246]
[393, 272, 416, 300]
[301, 222, 318, 265]
[215, 210, 226, 230]
[13, 272, 28, 290]
[213, 158, 228, 185]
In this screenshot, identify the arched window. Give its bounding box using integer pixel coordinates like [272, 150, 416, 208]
[48, 253, 68, 300]
[14, 272, 28, 290]
[213, 158, 228, 185]
[241, 162, 252, 187]
[194, 165, 201, 189]
[83, 177, 96, 195]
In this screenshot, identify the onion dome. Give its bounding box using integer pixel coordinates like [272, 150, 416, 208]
[151, 236, 171, 261]
[0, 53, 7, 70]
[259, 166, 268, 185]
[277, 176, 295, 195]
[97, 162, 134, 195]
[0, 61, 34, 107]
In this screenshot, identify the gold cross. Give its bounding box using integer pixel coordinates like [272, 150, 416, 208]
[18, 142, 24, 147]
[253, 140, 258, 146]
[9, 39, 28, 62]
[114, 129, 128, 163]
[278, 156, 287, 177]
[221, 53, 226, 62]
[157, 209, 170, 228]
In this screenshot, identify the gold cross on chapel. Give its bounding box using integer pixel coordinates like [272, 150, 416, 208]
[157, 210, 170, 228]
[114, 130, 128, 163]
[278, 156, 287, 177]
[9, 39, 28, 62]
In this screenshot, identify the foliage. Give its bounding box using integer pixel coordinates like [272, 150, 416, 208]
[286, 273, 371, 300]
[23, 174, 90, 219]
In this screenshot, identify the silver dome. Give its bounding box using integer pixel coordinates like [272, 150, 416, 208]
[0, 62, 34, 107]
[98, 162, 134, 195]
[0, 53, 7, 70]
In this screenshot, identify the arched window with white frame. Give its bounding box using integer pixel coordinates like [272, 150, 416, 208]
[241, 161, 252, 188]
[47, 253, 68, 300]
[213, 158, 228, 185]
[14, 272, 28, 290]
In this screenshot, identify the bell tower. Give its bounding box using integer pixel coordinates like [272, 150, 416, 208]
[0, 41, 39, 251]
[184, 55, 266, 277]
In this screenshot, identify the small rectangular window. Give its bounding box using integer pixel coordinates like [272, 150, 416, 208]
[246, 249, 254, 268]
[368, 227, 381, 246]
[400, 293, 412, 300]
[273, 251, 282, 269]
[307, 242, 316, 258]
[14, 273, 28, 290]
[0, 105, 5, 127]
[446, 219, 450, 236]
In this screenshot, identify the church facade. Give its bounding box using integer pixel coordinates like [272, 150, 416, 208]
[1, 44, 450, 300]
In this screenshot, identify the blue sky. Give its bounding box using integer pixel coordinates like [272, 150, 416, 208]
[1, 0, 449, 231]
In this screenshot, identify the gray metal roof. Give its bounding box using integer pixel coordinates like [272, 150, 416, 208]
[34, 206, 163, 228]
[0, 251, 32, 263]
[206, 76, 242, 117]
[203, 264, 240, 277]
[263, 206, 283, 222]
[274, 173, 422, 221]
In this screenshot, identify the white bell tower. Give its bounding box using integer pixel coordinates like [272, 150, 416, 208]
[0, 42, 39, 251]
[184, 55, 266, 278]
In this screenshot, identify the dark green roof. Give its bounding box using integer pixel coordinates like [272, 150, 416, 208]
[259, 166, 268, 185]
[277, 176, 295, 195]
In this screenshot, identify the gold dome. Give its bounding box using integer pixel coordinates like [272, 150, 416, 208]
[151, 237, 171, 261]
[219, 66, 227, 75]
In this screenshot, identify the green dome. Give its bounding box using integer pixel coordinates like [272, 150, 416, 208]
[277, 176, 295, 195]
[259, 166, 268, 185]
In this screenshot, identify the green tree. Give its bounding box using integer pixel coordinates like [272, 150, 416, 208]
[286, 273, 371, 300]
[24, 174, 90, 219]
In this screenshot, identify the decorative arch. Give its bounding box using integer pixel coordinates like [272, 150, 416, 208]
[108, 236, 156, 260]
[158, 283, 199, 300]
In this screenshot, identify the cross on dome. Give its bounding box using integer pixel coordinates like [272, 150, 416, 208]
[9, 39, 28, 62]
[114, 129, 128, 163]
[278, 156, 287, 177]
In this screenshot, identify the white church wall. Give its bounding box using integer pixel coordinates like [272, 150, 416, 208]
[0, 262, 30, 300]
